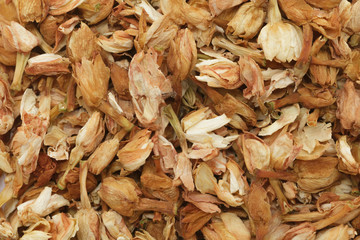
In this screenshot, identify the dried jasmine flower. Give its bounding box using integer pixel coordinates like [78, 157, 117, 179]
[1, 1, 360, 239]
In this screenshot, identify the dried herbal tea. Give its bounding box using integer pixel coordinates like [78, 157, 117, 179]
[0, 0, 360, 239]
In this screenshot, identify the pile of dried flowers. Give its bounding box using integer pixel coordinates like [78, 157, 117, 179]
[0, 0, 360, 239]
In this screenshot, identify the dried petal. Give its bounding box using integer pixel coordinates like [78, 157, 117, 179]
[1, 21, 39, 53]
[129, 49, 172, 128]
[25, 54, 70, 76]
[18, 0, 47, 23]
[227, 1, 266, 39]
[241, 132, 270, 174]
[336, 81, 360, 136]
[97, 31, 133, 54]
[117, 129, 153, 172]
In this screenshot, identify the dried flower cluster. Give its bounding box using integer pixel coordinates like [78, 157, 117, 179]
[0, 0, 360, 239]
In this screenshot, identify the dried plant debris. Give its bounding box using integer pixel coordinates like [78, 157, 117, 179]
[1, 0, 360, 239]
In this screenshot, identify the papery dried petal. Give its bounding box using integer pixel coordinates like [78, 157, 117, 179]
[1, 21, 39, 53]
[258, 0, 303, 62]
[79, 0, 114, 25]
[74, 54, 109, 107]
[220, 212, 251, 240]
[227, 1, 266, 39]
[97, 31, 133, 54]
[259, 104, 300, 136]
[174, 152, 195, 191]
[50, 213, 78, 240]
[241, 132, 270, 174]
[117, 129, 153, 172]
[129, 49, 172, 128]
[238, 56, 265, 99]
[18, 0, 47, 23]
[0, 74, 14, 135]
[294, 157, 342, 193]
[336, 135, 360, 175]
[102, 210, 132, 239]
[98, 177, 140, 217]
[48, 0, 86, 15]
[25, 54, 70, 76]
[336, 81, 360, 136]
[195, 58, 241, 89]
[246, 181, 272, 238]
[167, 28, 197, 82]
[67, 22, 100, 62]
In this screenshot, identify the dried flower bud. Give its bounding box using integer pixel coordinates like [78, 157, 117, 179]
[67, 22, 100, 62]
[102, 210, 132, 239]
[98, 177, 141, 217]
[25, 54, 70, 76]
[167, 28, 197, 81]
[18, 0, 47, 23]
[336, 81, 360, 136]
[40, 15, 65, 46]
[97, 31, 133, 54]
[74, 111, 105, 155]
[117, 129, 153, 172]
[259, 104, 300, 136]
[347, 1, 360, 33]
[48, 0, 86, 15]
[110, 62, 131, 100]
[182, 108, 238, 148]
[258, 0, 303, 62]
[129, 49, 172, 127]
[0, 74, 14, 135]
[245, 181, 271, 238]
[75, 209, 100, 240]
[20, 231, 51, 240]
[238, 56, 265, 99]
[195, 58, 241, 89]
[88, 136, 120, 175]
[227, 1, 266, 39]
[270, 130, 301, 170]
[75, 54, 109, 107]
[336, 135, 360, 175]
[17, 187, 70, 223]
[309, 50, 338, 86]
[44, 126, 69, 160]
[194, 162, 217, 194]
[50, 213, 78, 240]
[0, 218, 15, 239]
[241, 132, 270, 174]
[141, 159, 179, 202]
[316, 224, 356, 239]
[1, 21, 39, 53]
[294, 157, 341, 193]
[344, 49, 360, 82]
[79, 0, 114, 25]
[209, 0, 245, 16]
[155, 135, 177, 173]
[305, 0, 341, 9]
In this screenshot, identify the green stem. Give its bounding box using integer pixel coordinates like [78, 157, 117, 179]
[163, 105, 188, 153]
[11, 52, 30, 92]
[57, 146, 84, 190]
[98, 101, 133, 132]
